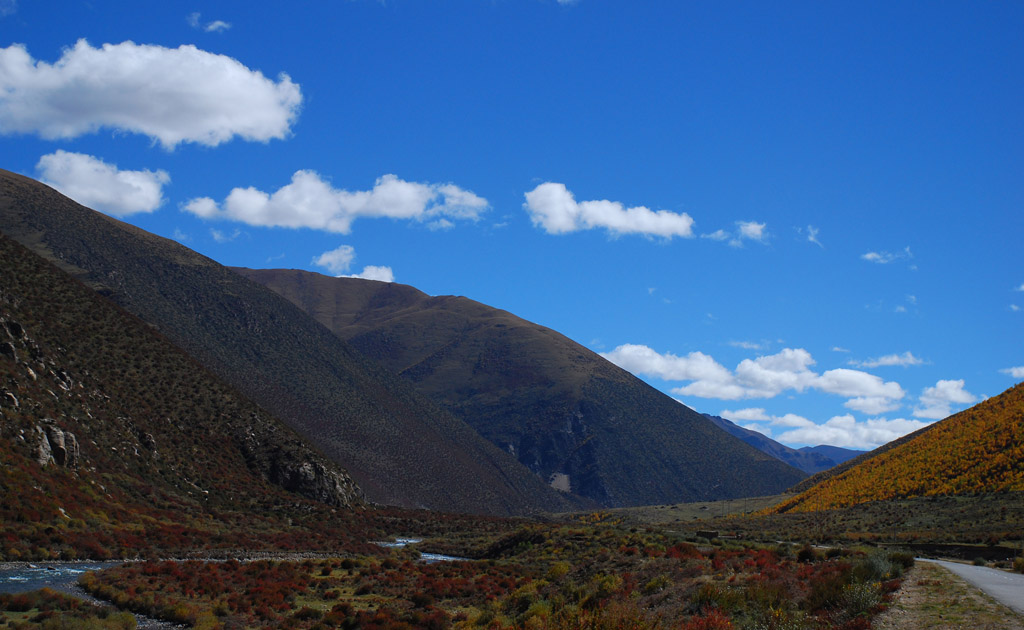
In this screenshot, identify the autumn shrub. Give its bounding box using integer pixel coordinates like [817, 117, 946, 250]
[1014, 556, 1024, 573]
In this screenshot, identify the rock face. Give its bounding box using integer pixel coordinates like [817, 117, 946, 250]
[273, 460, 362, 508]
[32, 423, 80, 469]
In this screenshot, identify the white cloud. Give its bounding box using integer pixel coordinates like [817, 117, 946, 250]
[1011, 304, 1021, 312]
[185, 171, 488, 234]
[1015, 284, 1024, 292]
[0, 40, 300, 148]
[849, 351, 925, 368]
[523, 183, 694, 239]
[1001, 366, 1024, 379]
[861, 246, 912, 264]
[737, 221, 767, 242]
[701, 229, 729, 241]
[776, 415, 931, 450]
[313, 245, 356, 275]
[189, 14, 232, 33]
[723, 408, 928, 449]
[832, 346, 851, 353]
[313, 245, 395, 283]
[210, 228, 241, 243]
[345, 265, 394, 283]
[806, 225, 823, 248]
[604, 344, 905, 412]
[720, 407, 771, 422]
[913, 379, 978, 419]
[729, 340, 763, 350]
[36, 150, 168, 215]
[729, 221, 769, 247]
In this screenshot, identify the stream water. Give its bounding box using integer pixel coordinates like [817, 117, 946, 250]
[0, 562, 183, 629]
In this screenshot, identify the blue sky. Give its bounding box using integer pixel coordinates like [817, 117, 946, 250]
[1, 1, 1021, 449]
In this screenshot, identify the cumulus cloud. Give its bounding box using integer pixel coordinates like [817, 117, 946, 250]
[1001, 366, 1024, 379]
[313, 245, 395, 283]
[913, 379, 978, 419]
[736, 221, 767, 242]
[523, 183, 694, 239]
[861, 246, 912, 264]
[313, 245, 356, 275]
[720, 408, 928, 449]
[185, 171, 488, 234]
[347, 265, 395, 282]
[849, 351, 925, 368]
[603, 344, 905, 411]
[187, 12, 231, 32]
[36, 150, 168, 215]
[775, 415, 930, 450]
[0, 40, 300, 148]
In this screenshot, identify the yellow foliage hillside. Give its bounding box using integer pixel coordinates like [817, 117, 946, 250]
[774, 382, 1024, 513]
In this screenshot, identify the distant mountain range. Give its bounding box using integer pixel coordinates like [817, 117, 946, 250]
[774, 382, 1024, 512]
[704, 415, 862, 474]
[234, 269, 807, 506]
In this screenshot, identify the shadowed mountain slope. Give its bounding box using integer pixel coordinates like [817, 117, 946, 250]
[0, 231, 374, 559]
[774, 382, 1024, 513]
[0, 169, 579, 516]
[235, 268, 808, 507]
[704, 415, 862, 474]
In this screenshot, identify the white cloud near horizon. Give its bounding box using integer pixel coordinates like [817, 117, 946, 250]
[313, 245, 395, 283]
[185, 171, 488, 234]
[523, 183, 694, 239]
[36, 150, 168, 215]
[602, 345, 906, 412]
[1001, 366, 1024, 379]
[913, 379, 978, 419]
[0, 40, 300, 148]
[719, 407, 931, 449]
[861, 246, 912, 264]
[849, 351, 925, 368]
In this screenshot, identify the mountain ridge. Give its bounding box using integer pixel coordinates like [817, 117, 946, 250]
[234, 268, 808, 507]
[0, 169, 581, 516]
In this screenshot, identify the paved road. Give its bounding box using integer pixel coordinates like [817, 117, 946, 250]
[921, 559, 1024, 615]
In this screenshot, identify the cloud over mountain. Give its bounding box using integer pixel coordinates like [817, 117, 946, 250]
[0, 40, 300, 148]
[36, 150, 168, 215]
[913, 379, 978, 419]
[603, 345, 906, 413]
[185, 171, 488, 234]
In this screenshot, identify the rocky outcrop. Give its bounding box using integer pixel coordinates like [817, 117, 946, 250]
[33, 422, 80, 469]
[272, 459, 363, 508]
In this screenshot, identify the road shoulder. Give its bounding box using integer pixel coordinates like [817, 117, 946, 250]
[873, 562, 1024, 630]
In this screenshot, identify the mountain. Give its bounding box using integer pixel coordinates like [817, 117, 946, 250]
[797, 445, 861, 466]
[774, 382, 1024, 513]
[0, 230, 375, 559]
[234, 268, 808, 507]
[0, 169, 580, 516]
[704, 415, 862, 474]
